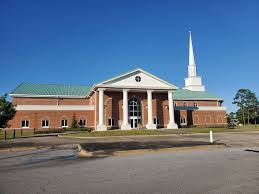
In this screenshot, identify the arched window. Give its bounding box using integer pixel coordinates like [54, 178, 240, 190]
[21, 119, 30, 128]
[79, 118, 87, 128]
[128, 98, 141, 117]
[61, 118, 68, 128]
[42, 120, 49, 128]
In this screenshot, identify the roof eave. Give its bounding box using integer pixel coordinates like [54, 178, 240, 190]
[173, 97, 224, 101]
[9, 94, 87, 99]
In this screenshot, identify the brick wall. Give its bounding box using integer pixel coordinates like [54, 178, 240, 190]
[8, 110, 95, 129]
[9, 91, 227, 130]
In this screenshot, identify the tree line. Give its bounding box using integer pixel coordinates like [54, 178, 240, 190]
[230, 89, 259, 125]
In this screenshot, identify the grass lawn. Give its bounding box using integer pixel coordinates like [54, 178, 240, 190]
[61, 125, 259, 138]
[0, 129, 34, 141]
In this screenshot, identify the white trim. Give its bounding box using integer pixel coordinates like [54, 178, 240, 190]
[197, 106, 227, 111]
[16, 105, 95, 111]
[174, 98, 224, 101]
[175, 106, 227, 111]
[95, 68, 178, 89]
[95, 84, 177, 90]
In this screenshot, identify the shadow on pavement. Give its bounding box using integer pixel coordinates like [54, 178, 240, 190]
[245, 149, 259, 154]
[80, 140, 221, 152]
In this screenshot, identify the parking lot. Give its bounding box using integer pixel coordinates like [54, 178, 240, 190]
[1, 132, 259, 193]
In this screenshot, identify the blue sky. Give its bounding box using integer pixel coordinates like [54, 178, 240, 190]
[1, 0, 259, 112]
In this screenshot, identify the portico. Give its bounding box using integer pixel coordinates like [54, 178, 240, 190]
[95, 69, 179, 131]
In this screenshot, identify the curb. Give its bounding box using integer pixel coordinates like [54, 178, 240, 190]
[58, 133, 191, 139]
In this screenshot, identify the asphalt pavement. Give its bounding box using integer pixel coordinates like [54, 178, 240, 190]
[0, 132, 259, 193]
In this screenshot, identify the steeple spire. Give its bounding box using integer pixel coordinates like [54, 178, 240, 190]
[189, 31, 195, 66]
[184, 31, 205, 91]
[188, 31, 197, 77]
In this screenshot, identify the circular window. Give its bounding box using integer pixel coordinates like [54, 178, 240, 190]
[135, 76, 141, 82]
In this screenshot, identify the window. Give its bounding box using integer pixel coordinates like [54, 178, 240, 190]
[183, 102, 187, 107]
[173, 102, 177, 107]
[154, 117, 160, 125]
[218, 101, 222, 107]
[194, 102, 198, 107]
[135, 76, 141, 82]
[129, 98, 141, 117]
[108, 118, 115, 126]
[61, 119, 68, 128]
[42, 120, 49, 128]
[21, 120, 29, 128]
[180, 117, 186, 125]
[79, 119, 86, 127]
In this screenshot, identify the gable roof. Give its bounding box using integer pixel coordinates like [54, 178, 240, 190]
[173, 89, 223, 100]
[96, 68, 178, 89]
[10, 83, 92, 98]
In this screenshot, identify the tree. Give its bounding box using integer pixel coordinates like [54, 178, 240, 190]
[71, 114, 78, 129]
[233, 89, 250, 124]
[0, 94, 16, 128]
[227, 112, 236, 123]
[233, 89, 258, 125]
[246, 91, 258, 125]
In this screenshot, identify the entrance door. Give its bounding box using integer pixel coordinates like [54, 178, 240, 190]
[130, 117, 138, 128]
[129, 97, 141, 129]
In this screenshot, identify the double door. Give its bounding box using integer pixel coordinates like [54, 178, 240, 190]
[130, 116, 141, 129]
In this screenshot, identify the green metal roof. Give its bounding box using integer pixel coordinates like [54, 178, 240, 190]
[10, 83, 92, 97]
[10, 83, 222, 100]
[173, 89, 223, 100]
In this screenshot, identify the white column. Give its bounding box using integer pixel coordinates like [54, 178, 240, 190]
[146, 90, 156, 129]
[121, 89, 131, 130]
[167, 91, 178, 129]
[97, 88, 107, 131]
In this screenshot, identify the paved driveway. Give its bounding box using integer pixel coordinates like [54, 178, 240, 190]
[1, 132, 259, 193]
[1, 147, 259, 193]
[1, 131, 259, 149]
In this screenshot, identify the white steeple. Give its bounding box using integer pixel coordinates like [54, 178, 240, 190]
[184, 31, 205, 91]
[188, 31, 197, 77]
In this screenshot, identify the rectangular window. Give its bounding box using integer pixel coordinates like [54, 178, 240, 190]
[194, 102, 198, 107]
[108, 118, 115, 126]
[61, 120, 68, 128]
[180, 117, 186, 124]
[42, 120, 49, 128]
[153, 118, 160, 125]
[21, 120, 29, 128]
[79, 119, 86, 127]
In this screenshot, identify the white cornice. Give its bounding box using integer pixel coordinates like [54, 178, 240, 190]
[15, 105, 95, 111]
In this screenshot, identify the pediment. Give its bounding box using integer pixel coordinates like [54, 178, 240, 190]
[96, 68, 178, 90]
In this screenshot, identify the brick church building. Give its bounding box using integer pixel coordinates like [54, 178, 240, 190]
[8, 33, 227, 130]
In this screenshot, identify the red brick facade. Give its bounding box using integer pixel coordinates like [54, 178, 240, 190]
[8, 91, 227, 129]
